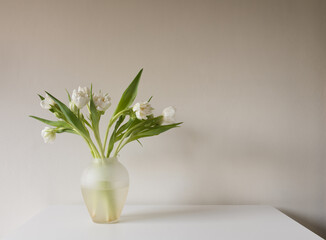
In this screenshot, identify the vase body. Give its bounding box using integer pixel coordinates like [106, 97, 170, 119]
[81, 157, 129, 223]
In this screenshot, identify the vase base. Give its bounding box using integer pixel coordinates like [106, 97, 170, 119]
[92, 219, 120, 224]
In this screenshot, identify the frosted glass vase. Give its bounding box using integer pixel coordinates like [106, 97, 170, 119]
[81, 157, 129, 223]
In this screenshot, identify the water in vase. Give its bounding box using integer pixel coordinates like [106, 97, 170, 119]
[82, 186, 129, 223]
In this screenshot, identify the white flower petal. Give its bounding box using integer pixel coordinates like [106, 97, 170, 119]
[162, 106, 176, 124]
[93, 91, 111, 111]
[71, 86, 90, 109]
[132, 102, 153, 120]
[41, 127, 56, 143]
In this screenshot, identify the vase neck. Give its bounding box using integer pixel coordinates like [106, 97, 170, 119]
[93, 157, 118, 164]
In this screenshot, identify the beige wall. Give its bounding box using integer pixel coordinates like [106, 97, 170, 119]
[0, 0, 325, 238]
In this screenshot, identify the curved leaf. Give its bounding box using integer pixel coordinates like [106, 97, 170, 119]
[128, 122, 182, 142]
[113, 69, 143, 116]
[29, 115, 70, 128]
[89, 86, 100, 130]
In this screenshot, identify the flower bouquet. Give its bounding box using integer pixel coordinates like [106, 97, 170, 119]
[30, 69, 182, 223]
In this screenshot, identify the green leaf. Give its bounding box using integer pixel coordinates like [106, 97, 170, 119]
[115, 117, 158, 143]
[128, 122, 182, 142]
[45, 91, 89, 137]
[113, 69, 143, 116]
[136, 139, 143, 147]
[81, 114, 92, 128]
[126, 116, 161, 135]
[65, 89, 71, 102]
[38, 94, 45, 100]
[89, 85, 100, 130]
[29, 115, 71, 128]
[116, 118, 139, 136]
[56, 128, 77, 134]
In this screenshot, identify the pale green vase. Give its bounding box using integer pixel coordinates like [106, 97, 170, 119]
[81, 157, 129, 223]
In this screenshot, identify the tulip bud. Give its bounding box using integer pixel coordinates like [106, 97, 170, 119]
[162, 106, 176, 124]
[40, 94, 55, 109]
[41, 127, 56, 143]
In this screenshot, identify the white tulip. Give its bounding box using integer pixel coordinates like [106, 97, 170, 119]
[132, 102, 154, 120]
[93, 91, 111, 111]
[71, 86, 90, 109]
[41, 127, 56, 143]
[162, 106, 176, 124]
[40, 94, 55, 109]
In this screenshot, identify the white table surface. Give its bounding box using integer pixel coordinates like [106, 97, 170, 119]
[3, 205, 323, 240]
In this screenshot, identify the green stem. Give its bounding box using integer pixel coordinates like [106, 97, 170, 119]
[93, 129, 105, 159]
[114, 138, 129, 157]
[113, 121, 146, 156]
[85, 135, 101, 159]
[81, 114, 92, 128]
[103, 109, 130, 154]
[65, 120, 101, 158]
[83, 137, 96, 158]
[85, 103, 103, 159]
[113, 134, 128, 157]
